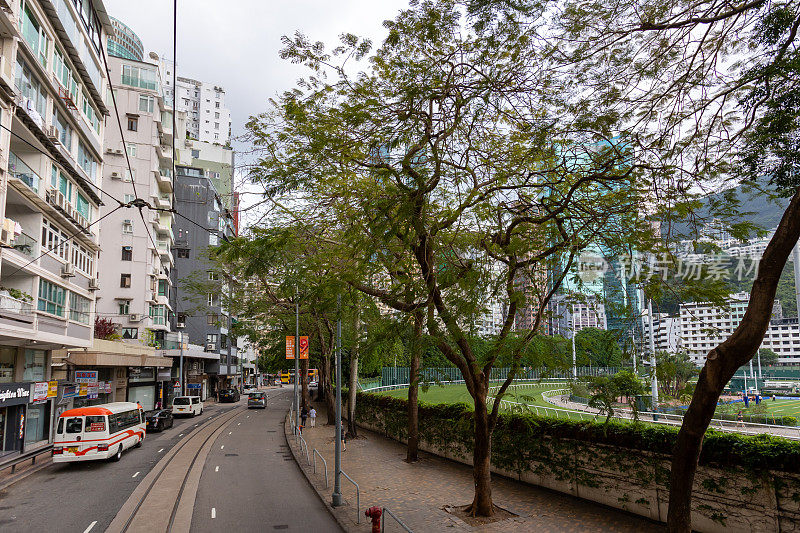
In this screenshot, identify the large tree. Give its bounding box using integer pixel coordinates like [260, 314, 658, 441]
[244, 1, 652, 516]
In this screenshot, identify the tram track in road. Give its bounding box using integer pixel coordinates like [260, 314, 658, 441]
[107, 405, 246, 533]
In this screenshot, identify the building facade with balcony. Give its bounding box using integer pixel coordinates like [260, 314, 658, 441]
[170, 164, 237, 395]
[96, 51, 177, 349]
[0, 0, 111, 459]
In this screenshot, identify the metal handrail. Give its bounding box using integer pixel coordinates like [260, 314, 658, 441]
[313, 448, 328, 488]
[340, 470, 360, 524]
[298, 434, 310, 464]
[0, 444, 53, 475]
[382, 507, 413, 532]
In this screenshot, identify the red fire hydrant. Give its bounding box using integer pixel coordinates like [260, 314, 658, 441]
[365, 506, 382, 533]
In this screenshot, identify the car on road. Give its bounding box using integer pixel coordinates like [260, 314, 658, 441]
[172, 396, 203, 417]
[145, 409, 174, 431]
[53, 402, 145, 463]
[248, 392, 267, 409]
[218, 389, 240, 403]
[243, 385, 259, 396]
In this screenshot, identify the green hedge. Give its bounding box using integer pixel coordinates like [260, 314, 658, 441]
[355, 392, 800, 474]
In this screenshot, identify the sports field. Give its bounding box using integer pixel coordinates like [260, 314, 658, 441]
[378, 382, 570, 410]
[732, 398, 800, 418]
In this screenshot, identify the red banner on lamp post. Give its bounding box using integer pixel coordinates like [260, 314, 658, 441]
[286, 336, 295, 359]
[299, 336, 309, 359]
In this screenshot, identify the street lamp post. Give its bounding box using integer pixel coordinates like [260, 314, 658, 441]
[332, 294, 343, 507]
[178, 330, 185, 397]
[295, 286, 300, 432]
[647, 298, 659, 414]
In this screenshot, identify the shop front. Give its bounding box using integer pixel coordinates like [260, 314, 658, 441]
[0, 382, 31, 459]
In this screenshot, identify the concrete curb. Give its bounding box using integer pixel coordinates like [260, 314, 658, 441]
[283, 412, 365, 533]
[0, 456, 54, 491]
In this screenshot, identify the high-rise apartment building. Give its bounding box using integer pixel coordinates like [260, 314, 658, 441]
[106, 16, 142, 61]
[97, 53, 175, 350]
[171, 164, 238, 393]
[0, 0, 111, 456]
[159, 60, 231, 145]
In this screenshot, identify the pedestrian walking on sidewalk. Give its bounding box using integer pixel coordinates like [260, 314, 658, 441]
[309, 407, 317, 427]
[300, 406, 308, 429]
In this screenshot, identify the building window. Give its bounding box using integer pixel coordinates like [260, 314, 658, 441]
[38, 279, 65, 317]
[191, 149, 199, 158]
[125, 143, 137, 158]
[77, 141, 98, 181]
[207, 313, 218, 325]
[209, 233, 218, 246]
[120, 274, 131, 288]
[220, 334, 228, 349]
[208, 271, 218, 281]
[121, 246, 132, 261]
[127, 116, 138, 131]
[157, 279, 168, 296]
[149, 304, 165, 325]
[214, 122, 219, 129]
[138, 94, 154, 113]
[119, 300, 130, 315]
[69, 292, 90, 324]
[21, 5, 48, 67]
[124, 194, 135, 204]
[207, 293, 215, 306]
[122, 327, 138, 339]
[177, 312, 187, 326]
[207, 334, 218, 344]
[122, 220, 134, 234]
[121, 65, 157, 90]
[0, 347, 15, 383]
[215, 112, 219, 118]
[215, 102, 220, 108]
[23, 349, 46, 382]
[176, 248, 189, 259]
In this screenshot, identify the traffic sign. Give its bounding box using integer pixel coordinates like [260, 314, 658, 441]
[299, 336, 309, 359]
[286, 336, 295, 359]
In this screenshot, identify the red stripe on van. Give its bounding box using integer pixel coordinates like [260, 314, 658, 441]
[59, 407, 114, 417]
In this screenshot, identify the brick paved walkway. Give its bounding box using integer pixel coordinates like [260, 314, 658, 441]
[289, 406, 664, 532]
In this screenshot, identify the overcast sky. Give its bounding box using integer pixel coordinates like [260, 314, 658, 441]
[104, 0, 409, 225]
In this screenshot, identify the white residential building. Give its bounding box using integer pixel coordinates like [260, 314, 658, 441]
[158, 60, 231, 145]
[679, 293, 800, 365]
[642, 312, 682, 354]
[549, 294, 607, 338]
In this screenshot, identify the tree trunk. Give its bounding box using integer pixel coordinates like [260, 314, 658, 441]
[667, 188, 800, 532]
[323, 352, 335, 424]
[469, 386, 493, 516]
[347, 309, 360, 438]
[300, 357, 310, 409]
[407, 310, 423, 462]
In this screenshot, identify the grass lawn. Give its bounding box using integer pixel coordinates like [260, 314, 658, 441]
[378, 381, 573, 411]
[733, 398, 800, 419]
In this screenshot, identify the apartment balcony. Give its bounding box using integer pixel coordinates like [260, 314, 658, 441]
[153, 169, 173, 193]
[156, 240, 174, 266]
[158, 145, 173, 162]
[4, 230, 38, 259]
[155, 194, 172, 210]
[8, 151, 41, 195]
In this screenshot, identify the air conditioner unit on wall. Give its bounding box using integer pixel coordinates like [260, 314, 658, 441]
[111, 171, 121, 179]
[129, 313, 142, 322]
[205, 343, 215, 352]
[61, 262, 75, 277]
[88, 277, 100, 290]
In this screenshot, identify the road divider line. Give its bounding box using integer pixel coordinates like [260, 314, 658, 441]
[228, 431, 232, 435]
[132, 471, 140, 478]
[215, 466, 219, 472]
[178, 433, 184, 437]
[211, 507, 216, 519]
[220, 445, 224, 450]
[158, 448, 164, 453]
[83, 521, 97, 533]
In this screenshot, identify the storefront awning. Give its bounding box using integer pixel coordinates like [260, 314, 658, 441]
[53, 339, 173, 368]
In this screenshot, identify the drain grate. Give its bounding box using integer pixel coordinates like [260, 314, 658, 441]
[224, 453, 239, 457]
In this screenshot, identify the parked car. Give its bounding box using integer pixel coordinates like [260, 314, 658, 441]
[172, 396, 203, 417]
[248, 392, 267, 409]
[243, 386, 259, 396]
[145, 409, 174, 431]
[218, 389, 240, 403]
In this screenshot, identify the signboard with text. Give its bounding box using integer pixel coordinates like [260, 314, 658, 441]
[75, 371, 98, 383]
[299, 336, 309, 359]
[0, 382, 32, 406]
[87, 383, 99, 399]
[47, 381, 58, 398]
[78, 383, 88, 397]
[285, 336, 295, 360]
[32, 382, 48, 402]
[62, 384, 78, 399]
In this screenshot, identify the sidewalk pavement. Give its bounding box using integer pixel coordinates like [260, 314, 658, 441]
[288, 406, 664, 532]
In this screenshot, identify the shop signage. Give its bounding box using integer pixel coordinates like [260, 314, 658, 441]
[0, 382, 32, 406]
[32, 382, 49, 402]
[62, 384, 78, 399]
[47, 381, 58, 398]
[75, 371, 98, 383]
[87, 383, 99, 399]
[78, 383, 88, 397]
[103, 382, 113, 394]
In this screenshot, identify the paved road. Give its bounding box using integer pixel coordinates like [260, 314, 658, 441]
[191, 389, 339, 532]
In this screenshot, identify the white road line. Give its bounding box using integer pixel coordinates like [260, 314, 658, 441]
[83, 521, 97, 533]
[237, 423, 240, 426]
[215, 466, 219, 472]
[132, 471, 140, 478]
[228, 431, 232, 435]
[179, 433, 184, 437]
[211, 508, 216, 519]
[158, 448, 164, 453]
[221, 445, 224, 450]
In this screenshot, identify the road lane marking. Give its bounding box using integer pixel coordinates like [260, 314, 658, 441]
[158, 448, 164, 453]
[215, 466, 219, 472]
[179, 433, 184, 437]
[237, 423, 240, 426]
[132, 471, 140, 478]
[221, 445, 224, 450]
[83, 521, 97, 533]
[228, 431, 232, 435]
[211, 508, 216, 519]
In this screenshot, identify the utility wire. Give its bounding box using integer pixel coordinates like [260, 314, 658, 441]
[4, 204, 125, 279]
[0, 123, 126, 209]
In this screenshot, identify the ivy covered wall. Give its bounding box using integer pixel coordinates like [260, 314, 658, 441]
[355, 393, 800, 532]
